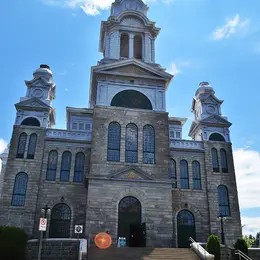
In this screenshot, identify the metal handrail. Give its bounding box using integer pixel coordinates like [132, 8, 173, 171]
[189, 237, 214, 259]
[235, 250, 252, 260]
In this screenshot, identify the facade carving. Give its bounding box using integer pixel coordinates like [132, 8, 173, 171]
[0, 0, 241, 249]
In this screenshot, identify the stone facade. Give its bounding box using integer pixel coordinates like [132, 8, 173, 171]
[0, 0, 241, 249]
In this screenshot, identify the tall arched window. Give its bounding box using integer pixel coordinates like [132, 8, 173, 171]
[120, 33, 129, 58]
[217, 185, 230, 217]
[46, 150, 58, 181]
[211, 148, 219, 172]
[192, 161, 201, 190]
[60, 151, 72, 182]
[107, 122, 121, 162]
[11, 172, 28, 206]
[73, 152, 85, 183]
[49, 203, 71, 238]
[143, 125, 155, 164]
[134, 35, 143, 59]
[27, 134, 37, 159]
[170, 159, 177, 188]
[125, 123, 138, 163]
[220, 149, 228, 173]
[180, 160, 189, 189]
[16, 133, 27, 158]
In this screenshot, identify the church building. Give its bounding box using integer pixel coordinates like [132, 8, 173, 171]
[0, 0, 241, 248]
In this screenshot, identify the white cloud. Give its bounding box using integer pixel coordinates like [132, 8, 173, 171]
[41, 0, 173, 15]
[213, 14, 250, 40]
[167, 60, 191, 75]
[241, 216, 260, 236]
[233, 148, 260, 209]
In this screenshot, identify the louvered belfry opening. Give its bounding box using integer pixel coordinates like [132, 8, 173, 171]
[120, 33, 129, 58]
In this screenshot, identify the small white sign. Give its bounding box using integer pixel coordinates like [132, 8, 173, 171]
[74, 225, 83, 234]
[39, 218, 47, 231]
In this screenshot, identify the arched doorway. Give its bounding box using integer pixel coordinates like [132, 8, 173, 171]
[111, 90, 152, 110]
[118, 196, 145, 247]
[177, 210, 196, 248]
[49, 203, 71, 238]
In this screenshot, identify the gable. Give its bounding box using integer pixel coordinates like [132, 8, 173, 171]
[201, 115, 231, 125]
[15, 98, 51, 110]
[108, 166, 153, 181]
[104, 64, 163, 78]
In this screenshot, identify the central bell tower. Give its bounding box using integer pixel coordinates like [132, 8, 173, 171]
[99, 0, 159, 64]
[89, 0, 172, 111]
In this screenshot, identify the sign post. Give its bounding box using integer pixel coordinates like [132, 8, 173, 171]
[37, 218, 47, 260]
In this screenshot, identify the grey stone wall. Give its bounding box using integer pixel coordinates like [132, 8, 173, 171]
[0, 125, 46, 235]
[204, 141, 242, 246]
[171, 149, 210, 246]
[27, 239, 80, 260]
[32, 139, 91, 238]
[86, 106, 173, 247]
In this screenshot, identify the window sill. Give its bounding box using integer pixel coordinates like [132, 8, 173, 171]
[44, 180, 84, 185]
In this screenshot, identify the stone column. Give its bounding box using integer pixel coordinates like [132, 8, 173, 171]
[129, 33, 134, 58]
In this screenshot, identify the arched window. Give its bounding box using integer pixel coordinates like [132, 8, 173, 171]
[192, 161, 201, 190]
[220, 149, 228, 173]
[180, 160, 189, 189]
[73, 152, 85, 183]
[209, 133, 225, 142]
[60, 151, 72, 182]
[217, 185, 230, 217]
[170, 159, 177, 188]
[107, 122, 121, 162]
[46, 150, 58, 181]
[143, 125, 155, 164]
[11, 172, 28, 206]
[16, 133, 27, 158]
[211, 148, 219, 172]
[125, 123, 138, 163]
[21, 117, 40, 127]
[111, 90, 152, 110]
[120, 33, 129, 58]
[49, 203, 71, 238]
[134, 35, 143, 59]
[27, 134, 37, 159]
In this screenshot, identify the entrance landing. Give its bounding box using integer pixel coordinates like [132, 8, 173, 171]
[87, 247, 200, 260]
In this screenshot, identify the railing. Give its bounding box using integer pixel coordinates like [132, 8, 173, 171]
[170, 139, 204, 150]
[235, 250, 252, 260]
[46, 129, 92, 141]
[189, 237, 214, 259]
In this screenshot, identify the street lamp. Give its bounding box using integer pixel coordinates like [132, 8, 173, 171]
[38, 205, 51, 260]
[217, 214, 227, 245]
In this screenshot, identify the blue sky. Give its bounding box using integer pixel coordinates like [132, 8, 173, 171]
[1, 0, 260, 237]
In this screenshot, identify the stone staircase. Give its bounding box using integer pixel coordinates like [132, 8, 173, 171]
[87, 247, 200, 260]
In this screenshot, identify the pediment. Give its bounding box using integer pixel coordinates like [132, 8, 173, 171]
[201, 115, 231, 125]
[201, 94, 223, 105]
[25, 77, 55, 88]
[94, 59, 173, 81]
[107, 64, 159, 77]
[108, 166, 153, 181]
[15, 97, 51, 110]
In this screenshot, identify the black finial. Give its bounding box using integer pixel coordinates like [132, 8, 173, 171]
[40, 64, 50, 69]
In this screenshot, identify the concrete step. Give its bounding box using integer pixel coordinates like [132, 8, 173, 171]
[87, 248, 200, 260]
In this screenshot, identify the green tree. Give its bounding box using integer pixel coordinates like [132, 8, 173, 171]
[206, 235, 221, 260]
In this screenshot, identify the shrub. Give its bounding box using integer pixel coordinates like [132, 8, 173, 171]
[0, 226, 28, 260]
[234, 238, 248, 258]
[206, 234, 221, 260]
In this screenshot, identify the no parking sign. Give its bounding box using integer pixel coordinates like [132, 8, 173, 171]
[39, 218, 47, 231]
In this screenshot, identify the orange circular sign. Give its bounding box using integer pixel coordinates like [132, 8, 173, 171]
[94, 232, 112, 249]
